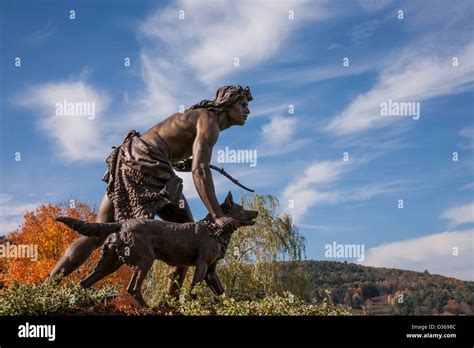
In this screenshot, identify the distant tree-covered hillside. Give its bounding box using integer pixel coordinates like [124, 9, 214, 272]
[276, 260, 474, 315]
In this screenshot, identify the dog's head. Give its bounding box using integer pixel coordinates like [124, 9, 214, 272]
[220, 191, 258, 226]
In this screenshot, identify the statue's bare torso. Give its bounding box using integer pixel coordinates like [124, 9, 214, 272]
[141, 109, 217, 163]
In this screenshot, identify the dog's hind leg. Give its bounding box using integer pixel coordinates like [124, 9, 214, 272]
[166, 266, 188, 298]
[80, 246, 123, 288]
[130, 258, 154, 307]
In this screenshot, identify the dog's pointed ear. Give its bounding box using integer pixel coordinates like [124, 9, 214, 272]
[224, 191, 233, 207]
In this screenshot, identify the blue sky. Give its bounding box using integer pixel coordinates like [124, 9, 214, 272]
[1, 0, 473, 280]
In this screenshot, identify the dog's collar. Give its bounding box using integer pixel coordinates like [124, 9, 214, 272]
[197, 220, 223, 236]
[196, 220, 240, 242]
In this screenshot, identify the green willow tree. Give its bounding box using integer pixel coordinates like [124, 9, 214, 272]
[218, 193, 306, 296]
[143, 193, 307, 304]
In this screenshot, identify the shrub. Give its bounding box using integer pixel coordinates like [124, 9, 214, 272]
[0, 276, 119, 315]
[160, 285, 351, 316]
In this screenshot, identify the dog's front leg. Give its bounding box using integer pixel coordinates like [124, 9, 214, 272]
[206, 271, 225, 296]
[205, 263, 225, 296]
[190, 262, 208, 299]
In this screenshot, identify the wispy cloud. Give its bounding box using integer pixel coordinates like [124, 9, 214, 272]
[325, 42, 474, 135]
[175, 171, 228, 202]
[363, 230, 474, 281]
[121, 52, 192, 129]
[283, 159, 353, 221]
[350, 19, 380, 45]
[15, 1, 328, 162]
[139, 0, 327, 85]
[257, 116, 310, 157]
[29, 18, 57, 41]
[262, 116, 297, 144]
[0, 194, 14, 205]
[461, 182, 474, 191]
[121, 0, 330, 133]
[356, 0, 394, 12]
[0, 194, 44, 235]
[459, 127, 474, 150]
[251, 102, 293, 119]
[260, 62, 375, 87]
[282, 154, 412, 222]
[441, 202, 474, 227]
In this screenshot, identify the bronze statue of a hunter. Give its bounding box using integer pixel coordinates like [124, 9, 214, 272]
[48, 85, 253, 297]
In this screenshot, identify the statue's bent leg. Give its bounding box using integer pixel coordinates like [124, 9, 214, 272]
[48, 236, 105, 279]
[47, 192, 114, 280]
[157, 194, 193, 297]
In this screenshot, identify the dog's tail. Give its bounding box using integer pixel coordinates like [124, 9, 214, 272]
[55, 216, 121, 237]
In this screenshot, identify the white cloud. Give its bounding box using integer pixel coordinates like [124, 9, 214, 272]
[121, 0, 329, 134]
[262, 116, 297, 145]
[0, 220, 23, 236]
[17, 79, 112, 161]
[461, 182, 474, 191]
[363, 230, 474, 281]
[29, 18, 57, 41]
[325, 42, 474, 135]
[441, 202, 474, 227]
[283, 160, 349, 221]
[251, 102, 293, 119]
[284, 188, 340, 222]
[0, 195, 44, 235]
[124, 52, 196, 129]
[357, 0, 394, 12]
[139, 0, 327, 85]
[459, 127, 474, 150]
[258, 116, 311, 157]
[348, 181, 403, 201]
[287, 161, 347, 194]
[350, 19, 380, 45]
[175, 172, 200, 201]
[460, 127, 474, 140]
[284, 180, 404, 222]
[282, 156, 408, 222]
[175, 169, 229, 202]
[0, 203, 44, 218]
[14, 1, 329, 162]
[0, 194, 14, 205]
[261, 62, 375, 87]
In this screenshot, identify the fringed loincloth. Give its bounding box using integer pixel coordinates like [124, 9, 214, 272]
[102, 130, 183, 222]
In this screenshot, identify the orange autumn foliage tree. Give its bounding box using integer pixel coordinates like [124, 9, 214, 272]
[1, 202, 132, 287]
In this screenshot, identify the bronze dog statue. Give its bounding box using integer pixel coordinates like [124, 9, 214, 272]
[55, 192, 258, 306]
